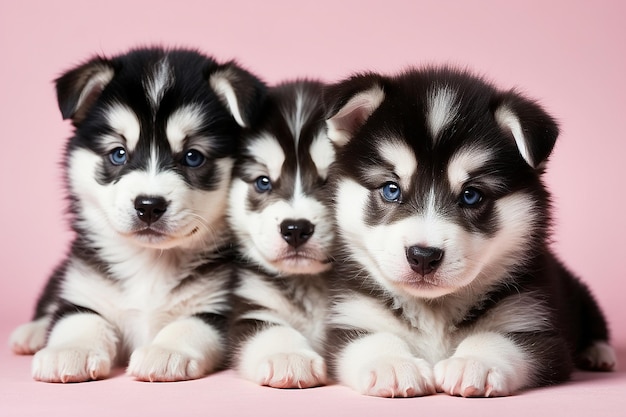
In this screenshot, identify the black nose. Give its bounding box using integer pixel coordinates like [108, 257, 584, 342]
[406, 245, 444, 276]
[280, 219, 315, 248]
[134, 196, 168, 225]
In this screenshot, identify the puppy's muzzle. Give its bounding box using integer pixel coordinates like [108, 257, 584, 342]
[406, 245, 444, 276]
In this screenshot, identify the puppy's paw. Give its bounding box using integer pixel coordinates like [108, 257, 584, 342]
[251, 350, 326, 389]
[32, 346, 112, 383]
[435, 356, 522, 397]
[354, 356, 435, 398]
[578, 341, 616, 371]
[9, 319, 48, 355]
[127, 346, 206, 382]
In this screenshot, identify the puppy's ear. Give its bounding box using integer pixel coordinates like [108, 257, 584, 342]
[208, 62, 267, 128]
[323, 74, 385, 147]
[493, 91, 559, 169]
[55, 57, 115, 126]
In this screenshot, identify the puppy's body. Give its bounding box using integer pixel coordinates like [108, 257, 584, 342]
[228, 80, 334, 388]
[9, 47, 266, 383]
[323, 68, 615, 397]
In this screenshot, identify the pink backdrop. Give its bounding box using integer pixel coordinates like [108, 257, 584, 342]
[1, 1, 625, 415]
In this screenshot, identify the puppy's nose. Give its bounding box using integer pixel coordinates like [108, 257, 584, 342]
[134, 196, 168, 225]
[406, 245, 444, 276]
[280, 219, 315, 248]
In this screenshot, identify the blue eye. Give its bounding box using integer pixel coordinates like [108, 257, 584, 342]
[461, 187, 483, 206]
[183, 149, 205, 168]
[109, 147, 127, 165]
[381, 182, 401, 202]
[254, 176, 272, 193]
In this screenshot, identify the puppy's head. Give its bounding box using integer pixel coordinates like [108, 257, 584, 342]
[57, 47, 266, 250]
[229, 80, 335, 275]
[324, 68, 558, 298]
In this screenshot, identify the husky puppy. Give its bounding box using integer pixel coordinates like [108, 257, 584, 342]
[322, 67, 615, 397]
[228, 80, 334, 388]
[8, 47, 266, 383]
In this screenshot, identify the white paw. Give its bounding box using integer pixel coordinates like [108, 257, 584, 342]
[250, 350, 326, 389]
[32, 346, 112, 383]
[578, 341, 616, 371]
[127, 346, 207, 382]
[9, 318, 49, 355]
[354, 356, 435, 398]
[435, 356, 520, 397]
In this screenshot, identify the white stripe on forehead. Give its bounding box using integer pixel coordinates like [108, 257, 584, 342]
[143, 57, 174, 112]
[247, 134, 285, 181]
[166, 104, 206, 153]
[427, 85, 459, 141]
[377, 139, 417, 185]
[105, 103, 140, 151]
[447, 147, 493, 193]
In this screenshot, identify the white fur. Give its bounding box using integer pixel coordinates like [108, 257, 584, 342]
[237, 325, 326, 388]
[105, 103, 141, 151]
[434, 332, 531, 397]
[166, 104, 208, 153]
[245, 134, 286, 182]
[427, 86, 458, 140]
[326, 86, 385, 146]
[9, 317, 50, 355]
[579, 341, 617, 371]
[32, 313, 118, 382]
[494, 106, 534, 167]
[447, 147, 495, 194]
[127, 316, 223, 381]
[378, 139, 417, 186]
[143, 58, 174, 113]
[210, 69, 247, 127]
[337, 332, 436, 397]
[309, 131, 335, 180]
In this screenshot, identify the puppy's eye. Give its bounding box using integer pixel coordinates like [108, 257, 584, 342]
[109, 147, 128, 165]
[183, 149, 205, 168]
[460, 187, 483, 207]
[254, 176, 272, 193]
[381, 182, 402, 202]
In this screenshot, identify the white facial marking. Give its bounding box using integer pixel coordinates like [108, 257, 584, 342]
[494, 106, 533, 167]
[326, 85, 385, 146]
[105, 103, 141, 151]
[447, 148, 493, 194]
[210, 69, 246, 127]
[309, 131, 335, 180]
[246, 134, 286, 181]
[166, 104, 206, 154]
[144, 58, 174, 112]
[427, 86, 458, 140]
[378, 139, 417, 188]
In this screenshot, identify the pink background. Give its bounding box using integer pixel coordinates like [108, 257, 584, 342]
[1, 0, 624, 415]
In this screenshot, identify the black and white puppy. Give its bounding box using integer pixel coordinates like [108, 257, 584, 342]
[9, 47, 266, 383]
[228, 80, 334, 388]
[323, 68, 615, 397]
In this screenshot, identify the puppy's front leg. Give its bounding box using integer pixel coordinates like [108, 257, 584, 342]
[336, 332, 435, 397]
[434, 331, 531, 397]
[32, 312, 118, 383]
[127, 315, 224, 382]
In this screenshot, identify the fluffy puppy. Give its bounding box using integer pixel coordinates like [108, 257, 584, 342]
[323, 67, 615, 397]
[9, 47, 266, 383]
[228, 80, 334, 388]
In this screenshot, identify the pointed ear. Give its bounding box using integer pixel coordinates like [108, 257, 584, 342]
[55, 57, 115, 126]
[323, 74, 385, 147]
[208, 61, 266, 128]
[493, 91, 559, 169]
